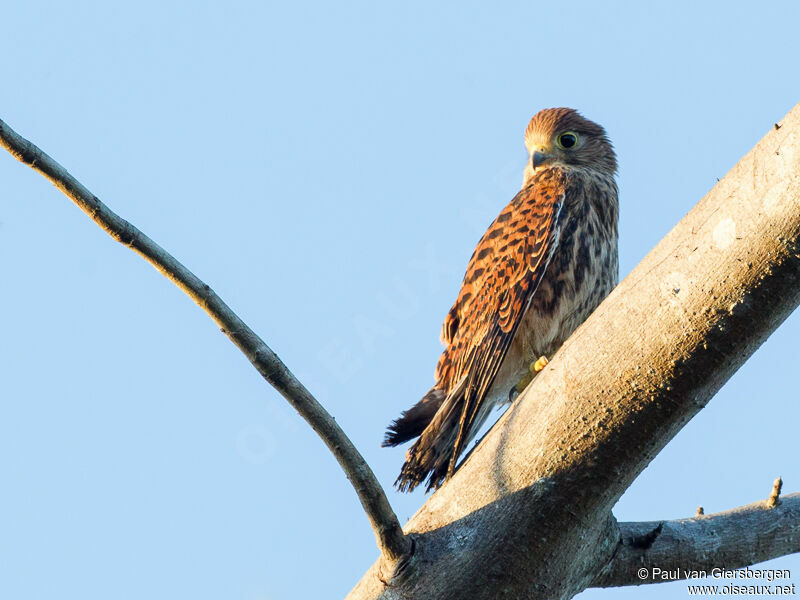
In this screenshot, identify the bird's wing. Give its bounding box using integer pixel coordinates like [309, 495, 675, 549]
[435, 170, 567, 471]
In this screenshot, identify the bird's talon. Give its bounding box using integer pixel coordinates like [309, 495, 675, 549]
[513, 372, 533, 397]
[514, 356, 550, 397]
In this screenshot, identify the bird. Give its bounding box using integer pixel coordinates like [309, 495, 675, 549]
[383, 108, 619, 492]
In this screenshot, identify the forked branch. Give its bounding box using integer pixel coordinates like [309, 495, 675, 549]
[346, 103, 800, 599]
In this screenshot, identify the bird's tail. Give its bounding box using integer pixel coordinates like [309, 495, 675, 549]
[385, 377, 470, 492]
[383, 387, 445, 447]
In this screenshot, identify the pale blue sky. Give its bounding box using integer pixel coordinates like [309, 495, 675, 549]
[1, 2, 798, 598]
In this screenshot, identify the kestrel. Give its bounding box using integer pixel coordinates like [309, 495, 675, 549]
[383, 108, 619, 492]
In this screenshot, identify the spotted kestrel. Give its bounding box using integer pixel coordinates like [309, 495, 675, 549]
[383, 108, 619, 492]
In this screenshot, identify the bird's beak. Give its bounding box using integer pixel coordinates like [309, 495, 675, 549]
[532, 150, 553, 169]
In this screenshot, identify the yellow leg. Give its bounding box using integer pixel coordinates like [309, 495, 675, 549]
[514, 372, 533, 395]
[513, 356, 549, 397]
[532, 355, 549, 373]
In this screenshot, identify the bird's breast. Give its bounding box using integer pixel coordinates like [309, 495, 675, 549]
[522, 197, 618, 361]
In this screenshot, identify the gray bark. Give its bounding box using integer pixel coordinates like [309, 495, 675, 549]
[347, 105, 800, 599]
[595, 492, 800, 587]
[3, 100, 799, 599]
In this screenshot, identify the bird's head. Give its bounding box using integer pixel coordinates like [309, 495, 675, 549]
[522, 108, 617, 185]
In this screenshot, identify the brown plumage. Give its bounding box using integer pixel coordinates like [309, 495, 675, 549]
[384, 108, 619, 492]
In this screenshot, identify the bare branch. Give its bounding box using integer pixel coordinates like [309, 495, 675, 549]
[348, 103, 800, 599]
[0, 118, 410, 563]
[593, 492, 800, 587]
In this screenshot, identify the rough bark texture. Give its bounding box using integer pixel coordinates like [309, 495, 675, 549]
[595, 492, 800, 587]
[347, 105, 800, 599]
[4, 102, 799, 599]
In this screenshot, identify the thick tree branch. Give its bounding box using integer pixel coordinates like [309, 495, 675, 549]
[594, 491, 800, 587]
[348, 104, 800, 599]
[0, 118, 411, 564]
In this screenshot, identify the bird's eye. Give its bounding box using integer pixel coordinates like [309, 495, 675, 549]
[557, 132, 578, 149]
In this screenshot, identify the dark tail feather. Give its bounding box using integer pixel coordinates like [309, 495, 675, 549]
[383, 387, 445, 447]
[394, 376, 469, 492]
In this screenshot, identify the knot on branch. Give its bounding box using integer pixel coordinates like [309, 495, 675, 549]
[766, 477, 783, 508]
[113, 220, 139, 247]
[625, 522, 664, 550]
[20, 139, 42, 167]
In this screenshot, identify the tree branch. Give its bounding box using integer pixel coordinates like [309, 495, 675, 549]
[593, 491, 800, 587]
[0, 118, 411, 564]
[347, 103, 800, 599]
